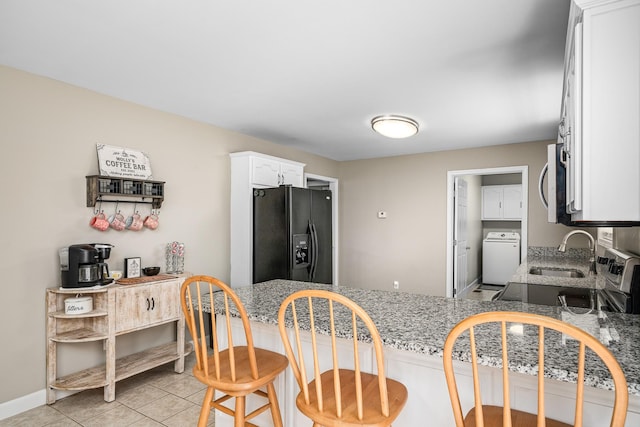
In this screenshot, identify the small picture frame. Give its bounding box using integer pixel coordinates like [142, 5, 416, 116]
[124, 257, 141, 278]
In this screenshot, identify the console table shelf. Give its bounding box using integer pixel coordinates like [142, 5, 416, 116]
[46, 277, 188, 404]
[50, 341, 193, 392]
[51, 309, 108, 320]
[115, 341, 193, 382]
[50, 328, 108, 343]
[51, 366, 108, 391]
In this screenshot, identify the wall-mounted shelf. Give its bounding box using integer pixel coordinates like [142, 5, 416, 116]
[86, 175, 165, 209]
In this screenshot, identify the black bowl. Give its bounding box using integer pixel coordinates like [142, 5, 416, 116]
[143, 266, 160, 276]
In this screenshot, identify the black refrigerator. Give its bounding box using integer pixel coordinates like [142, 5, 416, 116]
[253, 185, 333, 284]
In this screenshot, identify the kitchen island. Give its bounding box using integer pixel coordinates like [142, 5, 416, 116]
[202, 279, 640, 426]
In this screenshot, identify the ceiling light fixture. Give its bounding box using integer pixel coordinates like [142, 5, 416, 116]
[371, 115, 419, 139]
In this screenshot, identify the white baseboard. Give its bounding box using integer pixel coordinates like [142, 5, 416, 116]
[0, 389, 45, 421]
[0, 389, 75, 421]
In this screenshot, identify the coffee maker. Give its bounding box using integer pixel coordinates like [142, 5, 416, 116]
[60, 244, 114, 288]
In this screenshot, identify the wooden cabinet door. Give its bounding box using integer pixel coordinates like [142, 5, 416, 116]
[147, 281, 180, 325]
[114, 281, 180, 333]
[115, 285, 149, 333]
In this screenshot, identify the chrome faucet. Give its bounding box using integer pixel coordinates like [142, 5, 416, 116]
[558, 230, 597, 275]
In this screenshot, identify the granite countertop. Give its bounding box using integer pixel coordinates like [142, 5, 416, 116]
[206, 279, 640, 397]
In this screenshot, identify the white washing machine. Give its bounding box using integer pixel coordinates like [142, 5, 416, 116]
[482, 232, 520, 285]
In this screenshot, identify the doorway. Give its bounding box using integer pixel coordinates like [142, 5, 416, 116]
[445, 166, 528, 298]
[305, 173, 339, 285]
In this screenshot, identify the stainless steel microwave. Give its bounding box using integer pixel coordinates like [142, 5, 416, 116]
[539, 142, 640, 227]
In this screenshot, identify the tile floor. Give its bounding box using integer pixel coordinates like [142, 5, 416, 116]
[461, 283, 503, 301]
[0, 354, 215, 427]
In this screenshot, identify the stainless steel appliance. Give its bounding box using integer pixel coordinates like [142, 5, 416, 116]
[253, 186, 332, 284]
[539, 142, 640, 226]
[598, 248, 640, 314]
[493, 282, 596, 310]
[538, 143, 573, 225]
[60, 243, 114, 288]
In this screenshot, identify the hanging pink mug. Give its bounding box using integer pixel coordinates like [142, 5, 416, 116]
[125, 212, 144, 231]
[90, 212, 109, 231]
[108, 212, 126, 231]
[143, 213, 159, 230]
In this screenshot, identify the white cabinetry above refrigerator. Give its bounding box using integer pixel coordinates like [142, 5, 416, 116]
[251, 155, 304, 188]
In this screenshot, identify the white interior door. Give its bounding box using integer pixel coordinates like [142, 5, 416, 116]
[453, 177, 468, 297]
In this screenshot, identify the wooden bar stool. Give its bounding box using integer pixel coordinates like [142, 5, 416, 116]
[278, 289, 408, 426]
[443, 311, 628, 427]
[181, 275, 288, 427]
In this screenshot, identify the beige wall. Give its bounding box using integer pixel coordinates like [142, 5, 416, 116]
[0, 66, 338, 404]
[338, 141, 577, 296]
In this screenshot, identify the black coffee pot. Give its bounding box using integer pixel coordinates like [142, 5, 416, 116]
[60, 244, 114, 288]
[91, 244, 114, 285]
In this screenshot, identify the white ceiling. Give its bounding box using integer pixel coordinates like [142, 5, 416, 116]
[0, 0, 570, 161]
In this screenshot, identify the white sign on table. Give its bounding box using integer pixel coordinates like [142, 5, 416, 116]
[97, 144, 153, 179]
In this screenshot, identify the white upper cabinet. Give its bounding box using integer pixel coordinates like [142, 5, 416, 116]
[563, 0, 640, 222]
[502, 186, 523, 219]
[251, 155, 304, 188]
[482, 185, 522, 221]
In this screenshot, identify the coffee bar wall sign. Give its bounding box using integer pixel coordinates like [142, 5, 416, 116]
[97, 144, 153, 179]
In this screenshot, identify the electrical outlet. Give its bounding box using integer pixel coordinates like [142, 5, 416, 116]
[393, 280, 399, 290]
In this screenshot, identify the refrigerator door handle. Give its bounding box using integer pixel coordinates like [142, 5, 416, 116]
[307, 220, 314, 280]
[313, 222, 319, 280]
[309, 221, 319, 281]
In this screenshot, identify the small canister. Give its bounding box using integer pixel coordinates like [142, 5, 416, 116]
[64, 296, 93, 315]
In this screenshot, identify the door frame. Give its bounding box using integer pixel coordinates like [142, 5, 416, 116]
[304, 173, 339, 285]
[445, 166, 528, 298]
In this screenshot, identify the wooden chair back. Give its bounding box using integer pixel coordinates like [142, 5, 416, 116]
[443, 311, 628, 427]
[181, 275, 288, 426]
[278, 289, 404, 424]
[180, 275, 259, 383]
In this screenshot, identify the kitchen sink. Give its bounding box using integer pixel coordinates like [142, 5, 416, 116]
[528, 267, 585, 278]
